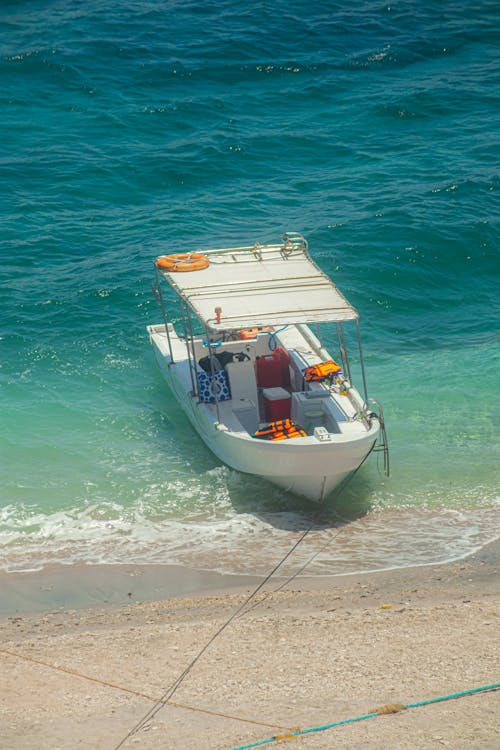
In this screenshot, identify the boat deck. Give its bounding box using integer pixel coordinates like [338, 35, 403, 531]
[148, 323, 368, 443]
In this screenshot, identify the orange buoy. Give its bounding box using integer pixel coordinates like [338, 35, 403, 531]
[156, 253, 209, 272]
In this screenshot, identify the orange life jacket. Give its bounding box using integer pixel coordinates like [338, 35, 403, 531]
[254, 419, 307, 441]
[303, 360, 342, 382]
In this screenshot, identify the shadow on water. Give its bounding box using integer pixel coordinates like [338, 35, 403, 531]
[225, 468, 376, 532]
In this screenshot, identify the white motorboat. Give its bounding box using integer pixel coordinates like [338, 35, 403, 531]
[148, 233, 388, 503]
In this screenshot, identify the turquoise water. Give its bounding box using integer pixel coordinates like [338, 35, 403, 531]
[1, 1, 498, 575]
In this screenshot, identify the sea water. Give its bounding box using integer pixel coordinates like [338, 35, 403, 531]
[1, 1, 498, 576]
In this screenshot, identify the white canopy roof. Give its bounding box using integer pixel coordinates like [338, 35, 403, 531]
[157, 234, 358, 331]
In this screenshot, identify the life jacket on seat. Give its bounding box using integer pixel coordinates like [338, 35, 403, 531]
[303, 360, 342, 382]
[253, 419, 307, 441]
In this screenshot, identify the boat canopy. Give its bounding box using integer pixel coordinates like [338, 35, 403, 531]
[156, 233, 358, 331]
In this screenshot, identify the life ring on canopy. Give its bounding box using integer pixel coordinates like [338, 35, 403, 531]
[157, 253, 210, 272]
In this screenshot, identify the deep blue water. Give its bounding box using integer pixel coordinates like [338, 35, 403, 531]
[1, 0, 498, 575]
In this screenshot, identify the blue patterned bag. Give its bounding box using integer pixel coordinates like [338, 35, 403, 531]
[197, 369, 231, 403]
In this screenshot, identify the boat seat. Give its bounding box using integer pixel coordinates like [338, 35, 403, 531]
[225, 360, 258, 404]
[232, 397, 259, 433]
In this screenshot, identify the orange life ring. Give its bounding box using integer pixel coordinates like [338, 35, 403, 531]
[157, 253, 209, 272]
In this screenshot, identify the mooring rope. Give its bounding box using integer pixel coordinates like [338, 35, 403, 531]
[2, 645, 497, 747]
[113, 448, 375, 747]
[112, 524, 317, 749]
[235, 448, 374, 620]
[0, 647, 293, 732]
[228, 682, 500, 750]
[1, 446, 376, 748]
[234, 522, 347, 621]
[0, 478, 355, 748]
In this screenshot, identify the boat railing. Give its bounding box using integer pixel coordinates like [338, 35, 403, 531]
[192, 232, 309, 263]
[152, 265, 174, 362]
[365, 398, 390, 476]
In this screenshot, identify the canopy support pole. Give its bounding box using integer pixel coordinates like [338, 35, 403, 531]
[336, 324, 345, 373]
[314, 323, 324, 348]
[185, 304, 200, 398]
[338, 323, 352, 383]
[356, 319, 369, 403]
[154, 264, 174, 363]
[178, 299, 197, 397]
[205, 327, 222, 423]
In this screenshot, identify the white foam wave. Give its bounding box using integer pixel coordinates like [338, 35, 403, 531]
[0, 497, 498, 576]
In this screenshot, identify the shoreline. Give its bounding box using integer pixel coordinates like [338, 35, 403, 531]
[1, 539, 498, 749]
[0, 535, 498, 616]
[0, 562, 262, 616]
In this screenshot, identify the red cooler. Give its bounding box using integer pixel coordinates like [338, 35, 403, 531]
[263, 387, 291, 421]
[255, 348, 291, 388]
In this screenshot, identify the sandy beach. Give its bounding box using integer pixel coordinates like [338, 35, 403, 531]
[1, 540, 499, 750]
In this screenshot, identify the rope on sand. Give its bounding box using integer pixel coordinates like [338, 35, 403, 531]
[0, 469, 361, 747]
[111, 462, 373, 748]
[0, 647, 294, 733]
[229, 682, 500, 749]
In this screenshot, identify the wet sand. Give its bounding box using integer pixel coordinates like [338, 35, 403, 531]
[1, 540, 499, 749]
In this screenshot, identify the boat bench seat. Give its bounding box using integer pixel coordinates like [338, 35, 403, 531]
[231, 397, 259, 434]
[225, 359, 259, 404]
[291, 390, 352, 435]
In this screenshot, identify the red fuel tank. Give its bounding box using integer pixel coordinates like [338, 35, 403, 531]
[255, 348, 291, 388]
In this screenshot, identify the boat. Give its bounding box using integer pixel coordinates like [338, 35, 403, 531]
[148, 232, 388, 503]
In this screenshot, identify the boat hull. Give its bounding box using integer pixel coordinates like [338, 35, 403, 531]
[149, 329, 378, 503]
